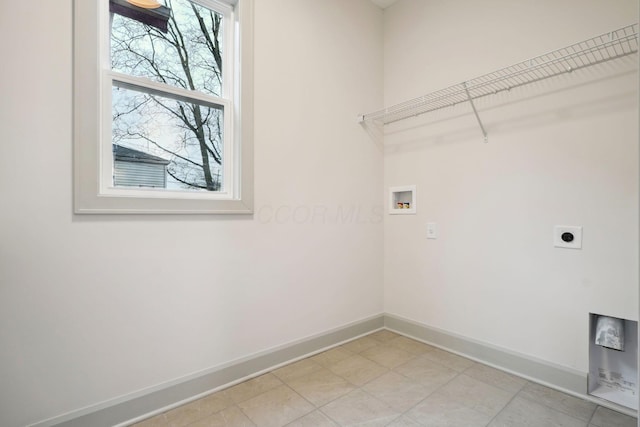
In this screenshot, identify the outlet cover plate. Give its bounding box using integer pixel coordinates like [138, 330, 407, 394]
[554, 225, 582, 249]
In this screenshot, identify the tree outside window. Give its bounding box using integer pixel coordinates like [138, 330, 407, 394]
[110, 0, 227, 192]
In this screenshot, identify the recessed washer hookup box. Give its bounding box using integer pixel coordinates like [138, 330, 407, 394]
[588, 313, 637, 410]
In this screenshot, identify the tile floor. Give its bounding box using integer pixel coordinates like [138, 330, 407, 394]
[131, 330, 637, 427]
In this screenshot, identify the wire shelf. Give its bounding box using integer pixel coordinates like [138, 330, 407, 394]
[360, 24, 638, 126]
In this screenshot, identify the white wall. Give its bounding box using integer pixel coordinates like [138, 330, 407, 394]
[0, 1, 383, 426]
[384, 0, 638, 373]
[1, 1, 637, 425]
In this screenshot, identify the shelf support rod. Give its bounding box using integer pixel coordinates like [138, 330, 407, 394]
[463, 81, 488, 143]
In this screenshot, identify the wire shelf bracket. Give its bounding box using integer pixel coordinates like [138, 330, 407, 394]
[358, 23, 639, 143]
[463, 81, 488, 143]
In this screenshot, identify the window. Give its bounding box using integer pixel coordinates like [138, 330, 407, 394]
[74, 0, 254, 214]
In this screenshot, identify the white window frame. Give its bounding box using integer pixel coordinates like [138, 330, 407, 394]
[74, 0, 254, 214]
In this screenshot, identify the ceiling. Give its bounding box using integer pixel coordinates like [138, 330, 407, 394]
[370, 0, 399, 9]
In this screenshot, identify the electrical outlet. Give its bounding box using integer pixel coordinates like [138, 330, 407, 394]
[554, 226, 582, 249]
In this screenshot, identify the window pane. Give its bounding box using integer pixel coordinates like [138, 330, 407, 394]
[112, 84, 224, 192]
[111, 0, 224, 97]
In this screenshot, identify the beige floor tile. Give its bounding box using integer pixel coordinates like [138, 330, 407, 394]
[224, 373, 283, 404]
[589, 406, 637, 427]
[368, 330, 401, 343]
[127, 330, 636, 427]
[131, 413, 167, 427]
[162, 391, 235, 426]
[326, 354, 388, 386]
[285, 367, 356, 406]
[198, 391, 236, 417]
[341, 336, 381, 354]
[518, 382, 597, 421]
[422, 348, 475, 372]
[272, 358, 324, 383]
[385, 415, 423, 427]
[188, 406, 256, 427]
[463, 363, 527, 394]
[387, 335, 435, 355]
[488, 395, 587, 427]
[320, 389, 399, 426]
[310, 347, 354, 367]
[436, 374, 514, 417]
[285, 410, 339, 426]
[393, 355, 459, 391]
[405, 392, 492, 427]
[237, 384, 314, 427]
[164, 400, 204, 427]
[363, 371, 433, 412]
[360, 343, 416, 369]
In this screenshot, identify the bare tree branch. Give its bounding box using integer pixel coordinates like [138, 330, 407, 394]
[111, 0, 225, 191]
[125, 130, 204, 168]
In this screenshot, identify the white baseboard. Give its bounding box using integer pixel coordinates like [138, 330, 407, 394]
[32, 312, 636, 426]
[31, 315, 385, 427]
[384, 312, 637, 418]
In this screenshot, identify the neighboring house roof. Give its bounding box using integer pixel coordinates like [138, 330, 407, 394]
[113, 145, 170, 165]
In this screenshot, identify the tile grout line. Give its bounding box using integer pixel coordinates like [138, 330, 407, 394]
[394, 361, 466, 426]
[585, 403, 599, 426]
[481, 381, 527, 427]
[518, 381, 600, 425]
[458, 361, 529, 427]
[514, 386, 596, 426]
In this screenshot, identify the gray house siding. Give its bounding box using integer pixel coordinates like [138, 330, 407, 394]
[113, 145, 169, 188]
[114, 160, 167, 188]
